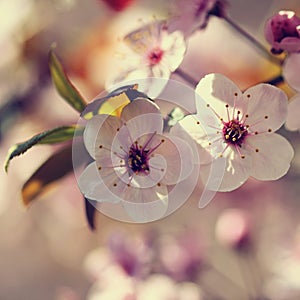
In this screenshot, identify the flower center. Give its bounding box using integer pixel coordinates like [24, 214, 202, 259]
[222, 120, 248, 147]
[127, 145, 150, 174]
[147, 47, 163, 65]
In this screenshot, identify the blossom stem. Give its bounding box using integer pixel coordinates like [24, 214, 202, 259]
[174, 68, 198, 87]
[223, 15, 282, 65]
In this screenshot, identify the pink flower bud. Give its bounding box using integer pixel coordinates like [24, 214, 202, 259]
[265, 11, 300, 54]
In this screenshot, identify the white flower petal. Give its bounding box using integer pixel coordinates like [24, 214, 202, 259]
[144, 133, 188, 185]
[245, 133, 294, 180]
[169, 122, 203, 164]
[121, 98, 160, 121]
[283, 53, 300, 93]
[163, 135, 195, 182]
[151, 63, 171, 78]
[117, 113, 163, 147]
[160, 30, 186, 72]
[195, 73, 244, 119]
[78, 162, 120, 203]
[285, 94, 300, 131]
[122, 184, 168, 223]
[244, 84, 288, 133]
[178, 115, 223, 161]
[84, 114, 123, 159]
[201, 148, 252, 192]
[124, 21, 165, 55]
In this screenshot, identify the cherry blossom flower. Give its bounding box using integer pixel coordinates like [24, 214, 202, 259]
[285, 94, 300, 131]
[178, 73, 294, 192]
[283, 52, 300, 93]
[158, 230, 204, 281]
[106, 21, 186, 97]
[265, 10, 300, 55]
[107, 230, 154, 277]
[78, 98, 194, 222]
[168, 0, 228, 37]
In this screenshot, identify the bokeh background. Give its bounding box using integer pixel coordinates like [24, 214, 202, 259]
[1, 0, 300, 299]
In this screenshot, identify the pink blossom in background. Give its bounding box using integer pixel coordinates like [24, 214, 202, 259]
[106, 21, 186, 97]
[265, 10, 300, 54]
[167, 0, 223, 37]
[178, 73, 294, 191]
[107, 231, 154, 277]
[158, 230, 205, 281]
[215, 208, 251, 251]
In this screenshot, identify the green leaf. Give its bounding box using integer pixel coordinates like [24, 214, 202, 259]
[4, 125, 82, 172]
[49, 50, 86, 113]
[21, 142, 88, 206]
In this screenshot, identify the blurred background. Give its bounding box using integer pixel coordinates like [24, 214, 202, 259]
[1, 0, 300, 299]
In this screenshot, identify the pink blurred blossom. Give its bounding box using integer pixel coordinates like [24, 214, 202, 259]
[106, 21, 186, 97]
[107, 231, 154, 278]
[158, 231, 204, 281]
[168, 0, 227, 37]
[215, 208, 251, 250]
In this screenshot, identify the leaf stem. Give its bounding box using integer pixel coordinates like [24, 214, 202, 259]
[174, 68, 198, 87]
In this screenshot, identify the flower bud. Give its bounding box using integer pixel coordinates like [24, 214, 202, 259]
[265, 11, 300, 54]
